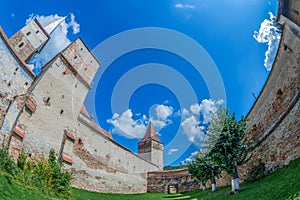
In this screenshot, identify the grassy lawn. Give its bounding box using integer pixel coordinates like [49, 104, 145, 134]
[0, 157, 299, 200]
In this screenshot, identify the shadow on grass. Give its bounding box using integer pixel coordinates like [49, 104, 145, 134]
[163, 193, 196, 200]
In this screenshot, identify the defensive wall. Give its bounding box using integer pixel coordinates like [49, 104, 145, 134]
[146, 0, 300, 192]
[0, 0, 299, 194]
[0, 20, 159, 194]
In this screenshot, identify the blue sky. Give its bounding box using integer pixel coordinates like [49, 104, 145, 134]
[0, 0, 280, 166]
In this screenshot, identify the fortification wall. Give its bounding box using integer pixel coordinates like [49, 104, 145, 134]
[13, 42, 159, 193]
[70, 115, 158, 193]
[0, 29, 33, 148]
[147, 168, 231, 193]
[244, 13, 300, 174]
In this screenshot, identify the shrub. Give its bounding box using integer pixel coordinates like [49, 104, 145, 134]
[0, 147, 72, 196]
[0, 148, 19, 176]
[245, 160, 265, 183]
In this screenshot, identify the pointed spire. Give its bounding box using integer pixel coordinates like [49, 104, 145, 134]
[43, 15, 69, 35]
[140, 121, 162, 143]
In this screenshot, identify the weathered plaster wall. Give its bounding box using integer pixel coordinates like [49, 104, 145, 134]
[147, 168, 231, 193]
[18, 54, 88, 157]
[147, 168, 200, 193]
[243, 14, 300, 175]
[70, 114, 158, 193]
[15, 40, 159, 193]
[0, 30, 33, 146]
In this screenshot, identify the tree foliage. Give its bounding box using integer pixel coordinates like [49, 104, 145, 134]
[188, 153, 221, 188]
[207, 108, 248, 177]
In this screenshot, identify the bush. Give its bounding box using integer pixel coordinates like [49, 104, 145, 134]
[245, 160, 265, 183]
[0, 148, 19, 176]
[0, 147, 71, 196]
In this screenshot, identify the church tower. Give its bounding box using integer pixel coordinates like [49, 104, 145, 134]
[8, 19, 50, 63]
[8, 16, 67, 64]
[138, 122, 163, 170]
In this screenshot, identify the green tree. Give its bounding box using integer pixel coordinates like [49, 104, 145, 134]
[188, 153, 221, 191]
[206, 108, 248, 193]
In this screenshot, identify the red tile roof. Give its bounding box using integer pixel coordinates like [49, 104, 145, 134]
[79, 105, 113, 139]
[139, 121, 161, 143]
[13, 125, 25, 139]
[61, 153, 73, 164]
[65, 129, 75, 141]
[80, 105, 92, 120]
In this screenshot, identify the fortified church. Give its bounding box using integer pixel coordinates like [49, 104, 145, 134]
[0, 17, 164, 193]
[0, 0, 300, 194]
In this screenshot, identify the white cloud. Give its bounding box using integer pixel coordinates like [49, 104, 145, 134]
[187, 99, 223, 124]
[182, 108, 190, 117]
[175, 3, 195, 9]
[25, 13, 80, 73]
[180, 99, 223, 147]
[168, 148, 179, 155]
[155, 105, 173, 120]
[198, 99, 223, 124]
[107, 104, 173, 139]
[107, 109, 147, 139]
[181, 115, 205, 147]
[190, 103, 201, 115]
[253, 12, 281, 71]
[180, 151, 199, 165]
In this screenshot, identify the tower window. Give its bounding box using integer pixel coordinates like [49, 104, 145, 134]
[18, 42, 24, 48]
[36, 30, 39, 34]
[60, 109, 64, 115]
[26, 31, 31, 36]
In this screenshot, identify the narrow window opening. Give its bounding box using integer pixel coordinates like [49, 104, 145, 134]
[62, 95, 65, 99]
[24, 82, 28, 86]
[74, 56, 77, 59]
[35, 30, 39, 34]
[15, 68, 19, 71]
[60, 109, 64, 115]
[291, 8, 299, 15]
[26, 31, 31, 36]
[80, 48, 83, 51]
[18, 42, 24, 48]
[43, 97, 51, 106]
[277, 89, 283, 96]
[84, 68, 87, 71]
[7, 82, 11, 87]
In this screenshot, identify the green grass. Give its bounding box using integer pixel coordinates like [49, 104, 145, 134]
[1, 157, 299, 200]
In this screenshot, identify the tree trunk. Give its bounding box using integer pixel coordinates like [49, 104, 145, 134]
[202, 182, 206, 191]
[231, 166, 240, 193]
[211, 177, 216, 192]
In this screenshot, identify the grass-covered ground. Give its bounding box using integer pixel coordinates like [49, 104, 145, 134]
[1, 157, 299, 200]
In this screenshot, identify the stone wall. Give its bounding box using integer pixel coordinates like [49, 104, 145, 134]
[69, 114, 159, 193]
[12, 39, 159, 193]
[0, 28, 33, 149]
[147, 168, 231, 193]
[242, 12, 300, 176]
